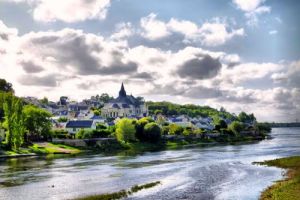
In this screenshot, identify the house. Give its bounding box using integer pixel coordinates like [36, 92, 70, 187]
[65, 120, 96, 134]
[101, 83, 148, 118]
[90, 115, 105, 123]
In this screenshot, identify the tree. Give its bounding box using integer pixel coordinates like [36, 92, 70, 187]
[57, 117, 68, 123]
[0, 78, 14, 93]
[168, 123, 183, 135]
[3, 94, 25, 150]
[115, 118, 136, 143]
[99, 93, 113, 103]
[40, 97, 49, 105]
[93, 110, 101, 116]
[228, 121, 244, 135]
[238, 112, 250, 123]
[23, 105, 52, 141]
[143, 122, 161, 143]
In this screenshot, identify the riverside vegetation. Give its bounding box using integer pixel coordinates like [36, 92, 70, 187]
[0, 78, 271, 157]
[256, 156, 300, 200]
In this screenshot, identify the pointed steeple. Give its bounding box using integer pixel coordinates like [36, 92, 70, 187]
[119, 82, 127, 97]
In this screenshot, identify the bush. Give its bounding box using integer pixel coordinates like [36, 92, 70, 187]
[116, 118, 136, 143]
[168, 123, 183, 135]
[182, 127, 193, 136]
[143, 122, 161, 143]
[52, 130, 71, 139]
[57, 117, 68, 123]
[228, 121, 244, 135]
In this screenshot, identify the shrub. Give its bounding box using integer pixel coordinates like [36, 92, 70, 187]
[228, 121, 244, 135]
[168, 123, 183, 135]
[143, 122, 162, 143]
[116, 118, 136, 143]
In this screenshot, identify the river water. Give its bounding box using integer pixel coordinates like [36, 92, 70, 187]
[0, 128, 299, 200]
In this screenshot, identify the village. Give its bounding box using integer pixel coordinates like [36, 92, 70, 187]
[17, 83, 260, 145]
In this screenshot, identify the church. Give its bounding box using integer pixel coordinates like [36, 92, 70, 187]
[101, 83, 148, 118]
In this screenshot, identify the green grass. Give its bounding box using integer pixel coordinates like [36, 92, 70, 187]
[29, 142, 81, 154]
[256, 156, 300, 200]
[75, 181, 161, 200]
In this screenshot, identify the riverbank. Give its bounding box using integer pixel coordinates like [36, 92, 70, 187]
[0, 142, 83, 159]
[256, 156, 300, 200]
[0, 133, 268, 159]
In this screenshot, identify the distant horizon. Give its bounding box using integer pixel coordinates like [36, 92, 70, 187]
[0, 0, 299, 122]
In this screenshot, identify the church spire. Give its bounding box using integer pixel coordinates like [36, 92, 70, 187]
[119, 82, 127, 97]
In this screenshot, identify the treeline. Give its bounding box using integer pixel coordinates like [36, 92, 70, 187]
[147, 101, 236, 119]
[0, 79, 52, 151]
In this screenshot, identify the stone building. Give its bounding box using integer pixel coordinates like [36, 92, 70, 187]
[101, 83, 148, 118]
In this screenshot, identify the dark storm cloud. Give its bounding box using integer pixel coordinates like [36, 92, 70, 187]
[21, 61, 44, 73]
[18, 74, 59, 87]
[177, 55, 222, 80]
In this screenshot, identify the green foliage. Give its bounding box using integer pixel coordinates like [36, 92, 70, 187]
[93, 110, 101, 116]
[182, 127, 193, 136]
[57, 117, 68, 123]
[98, 93, 114, 103]
[116, 118, 136, 143]
[147, 101, 235, 120]
[143, 122, 161, 143]
[168, 123, 183, 135]
[23, 105, 52, 141]
[75, 129, 85, 139]
[238, 112, 256, 123]
[39, 97, 48, 105]
[228, 121, 244, 135]
[135, 117, 154, 140]
[3, 93, 25, 150]
[258, 156, 300, 200]
[52, 130, 72, 139]
[0, 78, 14, 93]
[255, 122, 271, 133]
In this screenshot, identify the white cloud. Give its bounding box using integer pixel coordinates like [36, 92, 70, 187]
[2, 0, 111, 23]
[233, 0, 271, 26]
[269, 30, 278, 35]
[140, 14, 244, 46]
[140, 13, 171, 40]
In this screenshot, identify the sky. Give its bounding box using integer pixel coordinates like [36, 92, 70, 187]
[0, 0, 299, 122]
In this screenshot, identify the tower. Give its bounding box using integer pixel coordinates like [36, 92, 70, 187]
[119, 82, 127, 97]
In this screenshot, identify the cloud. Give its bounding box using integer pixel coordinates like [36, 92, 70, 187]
[20, 60, 44, 73]
[18, 74, 59, 87]
[232, 0, 271, 26]
[20, 28, 137, 76]
[269, 30, 278, 35]
[3, 0, 111, 23]
[140, 14, 244, 46]
[177, 55, 222, 80]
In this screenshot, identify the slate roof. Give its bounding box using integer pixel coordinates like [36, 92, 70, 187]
[66, 120, 93, 128]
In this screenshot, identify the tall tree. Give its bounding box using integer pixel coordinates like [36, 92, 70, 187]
[3, 94, 25, 150]
[0, 79, 14, 93]
[12, 99, 25, 150]
[23, 105, 52, 141]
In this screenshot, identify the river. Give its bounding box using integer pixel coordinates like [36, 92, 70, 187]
[0, 128, 299, 200]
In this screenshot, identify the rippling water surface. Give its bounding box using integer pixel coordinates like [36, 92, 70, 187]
[0, 128, 299, 200]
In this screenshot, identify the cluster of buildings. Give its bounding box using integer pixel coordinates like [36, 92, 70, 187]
[24, 83, 148, 134]
[23, 83, 253, 137]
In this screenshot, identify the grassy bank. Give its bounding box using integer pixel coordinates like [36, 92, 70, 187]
[256, 156, 300, 200]
[75, 181, 161, 200]
[0, 142, 82, 158]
